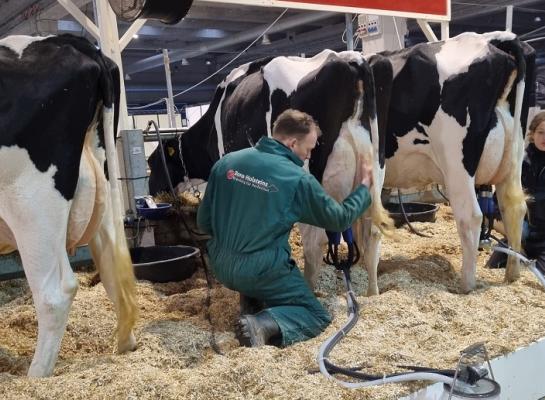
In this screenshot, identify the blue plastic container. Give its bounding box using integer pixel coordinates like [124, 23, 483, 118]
[136, 202, 172, 220]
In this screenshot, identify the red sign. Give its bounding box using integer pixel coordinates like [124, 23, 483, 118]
[199, 0, 450, 20]
[295, 0, 448, 17]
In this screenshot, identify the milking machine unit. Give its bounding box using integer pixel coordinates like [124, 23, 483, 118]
[477, 185, 495, 251]
[317, 228, 502, 398]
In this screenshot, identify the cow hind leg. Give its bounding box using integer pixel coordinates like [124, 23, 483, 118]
[5, 199, 78, 377]
[356, 217, 381, 296]
[495, 178, 525, 283]
[445, 176, 482, 293]
[89, 199, 137, 354]
[300, 223, 327, 291]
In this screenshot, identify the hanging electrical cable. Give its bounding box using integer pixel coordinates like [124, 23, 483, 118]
[128, 9, 288, 111]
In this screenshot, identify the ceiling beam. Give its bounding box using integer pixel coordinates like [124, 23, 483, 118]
[0, 0, 53, 36]
[186, 2, 284, 24]
[0, 0, 92, 36]
[451, 0, 543, 22]
[126, 10, 337, 75]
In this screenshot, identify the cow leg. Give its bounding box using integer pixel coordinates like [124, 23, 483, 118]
[445, 176, 482, 292]
[88, 198, 137, 354]
[357, 217, 381, 296]
[5, 198, 78, 377]
[495, 178, 525, 283]
[300, 223, 327, 290]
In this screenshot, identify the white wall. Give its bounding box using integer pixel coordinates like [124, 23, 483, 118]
[186, 104, 210, 127]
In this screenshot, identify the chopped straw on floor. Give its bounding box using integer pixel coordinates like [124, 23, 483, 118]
[1, 205, 544, 399]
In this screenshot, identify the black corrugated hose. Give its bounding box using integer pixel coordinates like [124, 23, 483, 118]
[148, 120, 222, 355]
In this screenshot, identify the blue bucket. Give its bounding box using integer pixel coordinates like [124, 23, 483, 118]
[136, 202, 172, 220]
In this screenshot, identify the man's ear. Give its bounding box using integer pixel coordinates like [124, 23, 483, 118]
[287, 137, 297, 149]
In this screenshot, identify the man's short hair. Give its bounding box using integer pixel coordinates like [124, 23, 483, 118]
[272, 109, 322, 139]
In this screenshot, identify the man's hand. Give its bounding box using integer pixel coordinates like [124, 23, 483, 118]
[359, 154, 373, 188]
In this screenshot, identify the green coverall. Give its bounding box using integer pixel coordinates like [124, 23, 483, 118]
[197, 137, 371, 345]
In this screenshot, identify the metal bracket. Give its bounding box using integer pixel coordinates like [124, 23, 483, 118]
[448, 342, 496, 400]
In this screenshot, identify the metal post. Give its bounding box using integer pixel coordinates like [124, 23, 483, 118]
[57, 0, 100, 41]
[417, 19, 438, 42]
[441, 21, 449, 40]
[94, 0, 130, 131]
[93, 0, 132, 214]
[345, 13, 354, 51]
[162, 49, 177, 129]
[506, 5, 514, 32]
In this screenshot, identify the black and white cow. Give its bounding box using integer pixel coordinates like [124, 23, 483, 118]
[149, 31, 534, 295]
[0, 34, 138, 377]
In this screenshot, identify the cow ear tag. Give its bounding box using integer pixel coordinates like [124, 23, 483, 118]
[167, 146, 175, 157]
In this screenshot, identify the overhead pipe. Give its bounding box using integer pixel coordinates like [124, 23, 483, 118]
[125, 10, 336, 75]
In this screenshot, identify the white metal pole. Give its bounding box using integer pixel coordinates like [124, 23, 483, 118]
[441, 21, 449, 40]
[57, 0, 100, 41]
[162, 49, 177, 129]
[120, 18, 147, 51]
[93, 0, 131, 214]
[506, 5, 514, 32]
[417, 19, 438, 42]
[94, 0, 130, 131]
[345, 14, 354, 51]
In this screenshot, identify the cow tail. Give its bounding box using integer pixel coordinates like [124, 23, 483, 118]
[364, 119, 394, 237]
[102, 106, 138, 351]
[97, 50, 138, 350]
[492, 37, 536, 135]
[496, 38, 529, 213]
[361, 59, 395, 236]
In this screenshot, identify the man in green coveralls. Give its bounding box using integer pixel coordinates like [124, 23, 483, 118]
[197, 109, 373, 347]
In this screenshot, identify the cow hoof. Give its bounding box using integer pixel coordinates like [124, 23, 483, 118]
[460, 282, 475, 294]
[366, 286, 379, 296]
[28, 363, 54, 378]
[504, 271, 521, 283]
[505, 262, 521, 283]
[117, 332, 137, 354]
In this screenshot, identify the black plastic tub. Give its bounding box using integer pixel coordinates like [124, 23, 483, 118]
[130, 245, 199, 283]
[384, 202, 439, 228]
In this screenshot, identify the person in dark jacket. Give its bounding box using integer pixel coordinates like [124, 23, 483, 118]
[487, 111, 545, 272]
[521, 111, 545, 272]
[197, 109, 373, 347]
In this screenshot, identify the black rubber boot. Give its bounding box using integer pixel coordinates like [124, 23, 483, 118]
[235, 311, 281, 347]
[239, 294, 264, 315]
[486, 250, 507, 269]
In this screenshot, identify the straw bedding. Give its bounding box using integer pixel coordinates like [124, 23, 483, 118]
[1, 205, 544, 399]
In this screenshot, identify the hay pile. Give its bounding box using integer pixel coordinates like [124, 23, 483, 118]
[1, 205, 544, 399]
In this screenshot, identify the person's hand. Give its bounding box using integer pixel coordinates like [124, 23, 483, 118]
[359, 154, 373, 188]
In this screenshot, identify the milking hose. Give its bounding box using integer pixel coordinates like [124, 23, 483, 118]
[317, 268, 457, 389]
[148, 120, 223, 355]
[488, 235, 545, 288]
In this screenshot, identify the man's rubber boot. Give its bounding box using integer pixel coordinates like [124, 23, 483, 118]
[236, 311, 281, 347]
[486, 250, 508, 269]
[239, 294, 264, 315]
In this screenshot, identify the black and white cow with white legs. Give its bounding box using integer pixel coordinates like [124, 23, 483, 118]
[365, 31, 534, 293]
[148, 31, 534, 295]
[0, 34, 138, 377]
